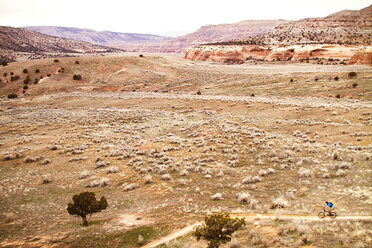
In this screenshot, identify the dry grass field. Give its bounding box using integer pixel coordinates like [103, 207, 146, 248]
[0, 55, 371, 248]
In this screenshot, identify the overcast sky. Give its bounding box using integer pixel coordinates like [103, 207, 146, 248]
[0, 0, 370, 36]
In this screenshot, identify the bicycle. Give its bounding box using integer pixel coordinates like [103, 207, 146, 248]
[318, 208, 337, 219]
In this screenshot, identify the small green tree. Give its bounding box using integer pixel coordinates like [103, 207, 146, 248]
[67, 191, 108, 226]
[194, 213, 246, 248]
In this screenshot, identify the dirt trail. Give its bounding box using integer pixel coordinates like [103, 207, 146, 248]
[142, 213, 372, 248]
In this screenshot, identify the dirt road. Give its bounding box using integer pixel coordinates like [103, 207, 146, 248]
[142, 213, 372, 248]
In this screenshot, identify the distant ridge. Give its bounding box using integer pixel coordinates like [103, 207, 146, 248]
[0, 26, 124, 62]
[24, 26, 172, 47]
[25, 20, 286, 53]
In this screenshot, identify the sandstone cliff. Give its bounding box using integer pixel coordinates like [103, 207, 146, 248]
[185, 45, 365, 64]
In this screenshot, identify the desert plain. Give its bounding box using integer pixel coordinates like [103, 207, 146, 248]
[0, 54, 371, 247]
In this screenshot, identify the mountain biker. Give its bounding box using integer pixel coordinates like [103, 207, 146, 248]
[324, 201, 334, 215]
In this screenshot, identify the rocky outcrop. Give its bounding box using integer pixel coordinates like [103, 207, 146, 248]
[349, 48, 372, 65]
[185, 45, 366, 63]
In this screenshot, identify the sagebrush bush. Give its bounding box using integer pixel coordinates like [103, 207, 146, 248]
[271, 197, 289, 209]
[238, 192, 257, 209]
[211, 193, 223, 200]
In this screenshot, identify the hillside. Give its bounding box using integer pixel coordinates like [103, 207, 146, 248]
[117, 20, 286, 53]
[208, 4, 372, 46]
[185, 5, 372, 64]
[24, 26, 172, 47]
[0, 26, 124, 62]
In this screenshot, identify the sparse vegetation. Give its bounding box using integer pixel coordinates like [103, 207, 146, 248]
[35, 69, 40, 73]
[23, 69, 28, 73]
[54, 59, 59, 63]
[0, 55, 371, 248]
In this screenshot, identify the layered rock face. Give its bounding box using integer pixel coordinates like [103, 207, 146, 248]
[349, 48, 372, 65]
[185, 45, 367, 63]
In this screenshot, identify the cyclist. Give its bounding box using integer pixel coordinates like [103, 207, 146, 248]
[324, 201, 334, 215]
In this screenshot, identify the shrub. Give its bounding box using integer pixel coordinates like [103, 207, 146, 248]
[24, 75, 31, 84]
[271, 197, 289, 209]
[3, 72, 7, 77]
[196, 90, 201, 95]
[194, 213, 246, 248]
[1, 61, 8, 66]
[54, 59, 59, 63]
[238, 192, 257, 209]
[211, 193, 223, 200]
[10, 75, 20, 82]
[348, 72, 357, 78]
[298, 168, 312, 178]
[334, 76, 339, 81]
[352, 83, 358, 88]
[106, 166, 119, 174]
[47, 74, 51, 77]
[34, 78, 39, 84]
[336, 94, 341, 99]
[75, 60, 79, 64]
[144, 174, 152, 184]
[79, 171, 90, 179]
[67, 191, 108, 226]
[35, 69, 40, 73]
[73, 74, 82, 80]
[23, 69, 28, 73]
[139, 54, 143, 57]
[10, 72, 13, 75]
[290, 79, 293, 82]
[7, 93, 17, 99]
[23, 85, 28, 90]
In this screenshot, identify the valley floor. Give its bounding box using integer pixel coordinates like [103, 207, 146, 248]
[0, 55, 371, 247]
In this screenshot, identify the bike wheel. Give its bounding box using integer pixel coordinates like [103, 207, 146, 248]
[330, 212, 337, 219]
[318, 212, 325, 219]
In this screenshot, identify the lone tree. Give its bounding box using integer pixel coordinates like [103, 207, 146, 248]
[194, 213, 246, 248]
[67, 191, 108, 226]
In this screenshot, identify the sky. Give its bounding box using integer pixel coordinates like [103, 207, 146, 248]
[0, 0, 371, 37]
